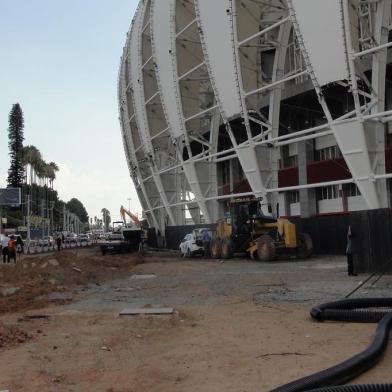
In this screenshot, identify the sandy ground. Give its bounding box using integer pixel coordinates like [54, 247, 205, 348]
[0, 248, 391, 391]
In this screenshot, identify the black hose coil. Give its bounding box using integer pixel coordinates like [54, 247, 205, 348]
[270, 298, 392, 392]
[306, 385, 392, 392]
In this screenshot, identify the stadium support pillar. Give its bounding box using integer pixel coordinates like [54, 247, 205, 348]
[298, 140, 317, 217]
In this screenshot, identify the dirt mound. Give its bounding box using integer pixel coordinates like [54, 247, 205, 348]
[0, 322, 31, 348]
[0, 247, 142, 315]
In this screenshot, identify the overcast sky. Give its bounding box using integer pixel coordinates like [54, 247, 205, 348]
[0, 0, 140, 222]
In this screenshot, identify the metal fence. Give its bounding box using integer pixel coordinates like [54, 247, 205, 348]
[164, 216, 349, 255]
[24, 240, 95, 255]
[350, 208, 392, 273]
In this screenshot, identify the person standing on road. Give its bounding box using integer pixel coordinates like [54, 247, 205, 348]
[56, 234, 62, 251]
[346, 226, 356, 276]
[202, 230, 211, 258]
[1, 234, 9, 264]
[8, 235, 16, 264]
[16, 236, 24, 261]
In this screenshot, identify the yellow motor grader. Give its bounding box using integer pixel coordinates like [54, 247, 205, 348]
[211, 198, 313, 261]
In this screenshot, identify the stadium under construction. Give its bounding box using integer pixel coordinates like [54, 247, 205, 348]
[118, 0, 392, 233]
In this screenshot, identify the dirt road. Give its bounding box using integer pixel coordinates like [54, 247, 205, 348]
[0, 248, 391, 391]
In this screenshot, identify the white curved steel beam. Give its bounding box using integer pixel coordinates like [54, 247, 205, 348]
[369, 0, 391, 208]
[195, 0, 270, 207]
[118, 46, 160, 229]
[129, 0, 177, 228]
[268, 19, 292, 214]
[150, 0, 214, 224]
[288, 0, 381, 209]
[290, 0, 349, 86]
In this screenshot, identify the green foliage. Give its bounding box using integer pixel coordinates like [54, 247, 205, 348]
[101, 208, 111, 231]
[7, 103, 25, 187]
[21, 145, 59, 188]
[67, 198, 89, 223]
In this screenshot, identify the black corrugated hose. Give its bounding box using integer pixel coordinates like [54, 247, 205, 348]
[305, 386, 392, 392]
[306, 386, 392, 391]
[270, 298, 392, 392]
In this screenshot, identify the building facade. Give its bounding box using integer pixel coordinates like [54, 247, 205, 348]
[118, 0, 392, 231]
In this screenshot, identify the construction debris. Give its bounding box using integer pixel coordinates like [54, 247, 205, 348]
[0, 322, 31, 348]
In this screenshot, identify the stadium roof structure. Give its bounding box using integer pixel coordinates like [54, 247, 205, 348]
[119, 0, 392, 230]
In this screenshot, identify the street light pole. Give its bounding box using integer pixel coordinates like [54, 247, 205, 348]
[127, 198, 132, 212]
[27, 195, 31, 245]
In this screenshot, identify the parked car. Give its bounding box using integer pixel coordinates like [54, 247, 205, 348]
[65, 234, 77, 244]
[78, 234, 89, 244]
[38, 236, 54, 247]
[179, 229, 209, 257]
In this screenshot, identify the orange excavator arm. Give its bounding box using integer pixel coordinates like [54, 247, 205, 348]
[120, 206, 141, 228]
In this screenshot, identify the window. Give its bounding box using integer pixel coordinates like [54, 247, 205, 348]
[221, 161, 230, 185]
[316, 146, 339, 161]
[287, 155, 298, 167]
[345, 183, 361, 197]
[287, 191, 300, 204]
[317, 185, 340, 200]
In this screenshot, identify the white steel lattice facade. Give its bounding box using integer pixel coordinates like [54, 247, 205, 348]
[119, 0, 392, 231]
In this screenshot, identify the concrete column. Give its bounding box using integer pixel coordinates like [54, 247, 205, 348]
[298, 141, 317, 217]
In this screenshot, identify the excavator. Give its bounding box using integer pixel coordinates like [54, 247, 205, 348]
[120, 206, 142, 229]
[100, 206, 145, 255]
[120, 205, 148, 243]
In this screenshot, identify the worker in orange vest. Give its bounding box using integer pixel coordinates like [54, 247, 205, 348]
[8, 235, 16, 264]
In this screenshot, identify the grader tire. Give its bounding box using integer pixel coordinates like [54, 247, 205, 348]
[221, 237, 234, 259]
[257, 235, 275, 261]
[211, 237, 222, 259]
[250, 248, 257, 260]
[296, 233, 313, 259]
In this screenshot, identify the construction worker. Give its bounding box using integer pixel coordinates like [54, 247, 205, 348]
[8, 235, 16, 264]
[346, 226, 356, 276]
[202, 230, 211, 258]
[1, 234, 9, 263]
[16, 236, 24, 261]
[56, 234, 62, 251]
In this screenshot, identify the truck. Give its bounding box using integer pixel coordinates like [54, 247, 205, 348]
[100, 229, 143, 255]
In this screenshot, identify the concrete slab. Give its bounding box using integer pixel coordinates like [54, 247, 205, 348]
[130, 274, 156, 280]
[119, 307, 174, 316]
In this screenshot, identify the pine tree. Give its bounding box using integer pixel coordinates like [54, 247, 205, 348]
[7, 103, 25, 187]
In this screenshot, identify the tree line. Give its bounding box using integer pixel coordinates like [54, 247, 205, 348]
[3, 103, 89, 229]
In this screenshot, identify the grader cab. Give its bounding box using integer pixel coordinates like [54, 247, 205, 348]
[210, 198, 313, 261]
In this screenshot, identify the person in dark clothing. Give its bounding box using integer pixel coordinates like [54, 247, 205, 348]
[202, 230, 211, 258]
[56, 235, 62, 251]
[16, 236, 24, 261]
[346, 226, 357, 276]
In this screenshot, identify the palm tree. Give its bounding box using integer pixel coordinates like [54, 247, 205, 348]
[21, 145, 41, 185]
[48, 162, 59, 189]
[45, 162, 59, 189]
[101, 208, 111, 231]
[35, 159, 47, 187]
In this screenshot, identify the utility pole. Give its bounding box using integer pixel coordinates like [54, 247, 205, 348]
[63, 205, 66, 233]
[41, 199, 45, 238]
[50, 201, 54, 234]
[27, 195, 31, 245]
